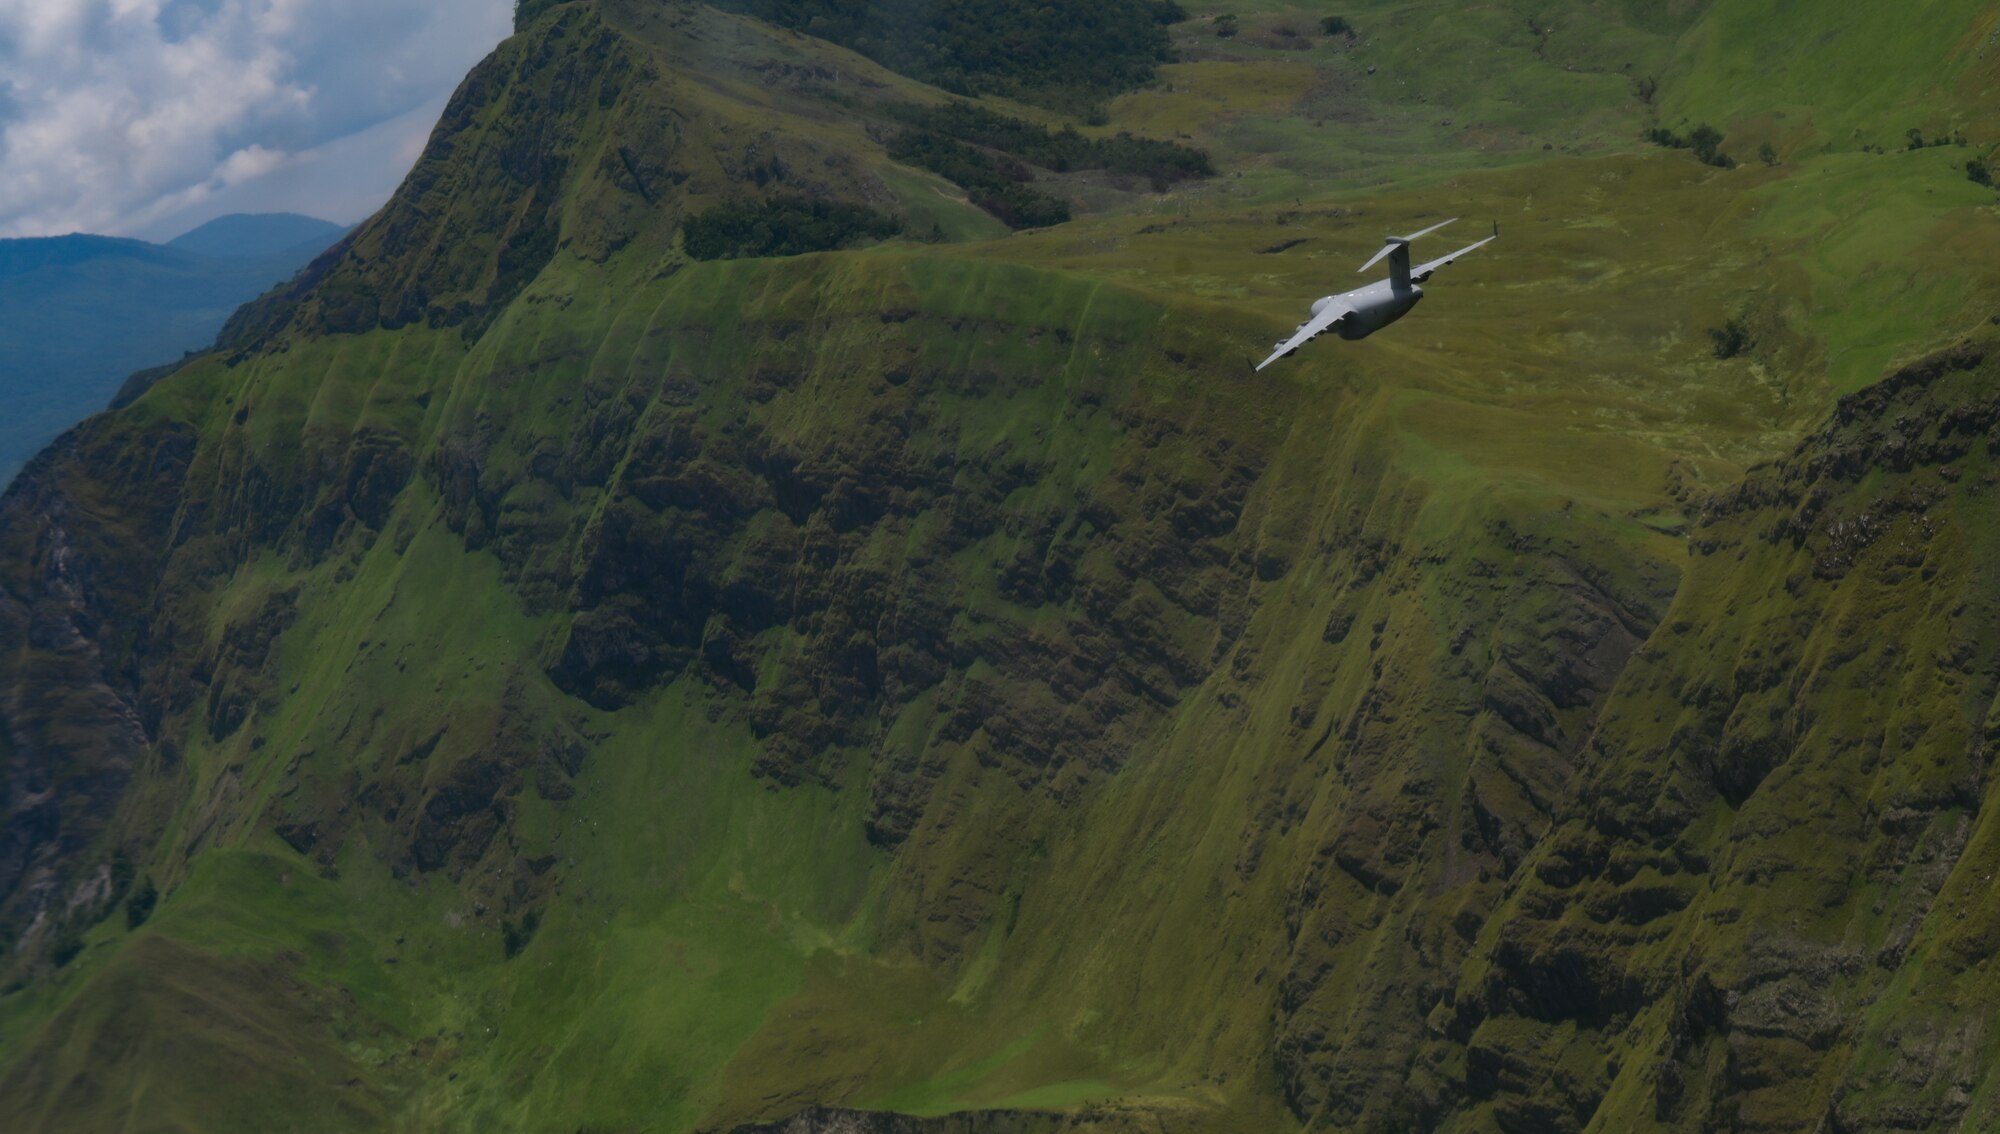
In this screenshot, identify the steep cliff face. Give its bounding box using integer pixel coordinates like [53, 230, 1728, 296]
[0, 419, 196, 953]
[1443, 341, 2000, 1132]
[0, 226, 1671, 1128]
[3, 1, 2000, 1132]
[0, 251, 1690, 1130]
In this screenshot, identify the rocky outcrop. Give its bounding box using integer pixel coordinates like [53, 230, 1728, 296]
[1435, 339, 2000, 1131]
[0, 420, 196, 959]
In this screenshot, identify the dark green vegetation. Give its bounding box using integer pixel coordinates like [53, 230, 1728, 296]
[0, 215, 345, 485]
[888, 102, 1213, 186]
[883, 132, 1073, 229]
[707, 0, 1184, 105]
[682, 196, 903, 259]
[881, 102, 1209, 228]
[3, 1, 2000, 1132]
[1646, 123, 1736, 168]
[1709, 316, 1752, 359]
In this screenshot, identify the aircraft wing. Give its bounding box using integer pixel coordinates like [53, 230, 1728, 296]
[1410, 234, 1496, 283]
[1256, 300, 1354, 371]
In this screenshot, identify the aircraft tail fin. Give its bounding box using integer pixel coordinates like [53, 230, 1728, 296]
[1357, 217, 1458, 275]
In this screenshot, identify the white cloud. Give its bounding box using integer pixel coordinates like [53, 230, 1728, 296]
[129, 92, 449, 241]
[0, 0, 512, 239]
[219, 144, 286, 183]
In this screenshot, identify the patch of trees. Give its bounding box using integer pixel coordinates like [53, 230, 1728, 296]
[1321, 16, 1355, 37]
[1905, 128, 1968, 150]
[1855, 129, 1992, 187]
[1646, 123, 1735, 168]
[1709, 317, 1752, 360]
[681, 196, 904, 260]
[709, 0, 1186, 104]
[126, 876, 158, 929]
[883, 101, 1212, 229]
[887, 102, 1212, 188]
[886, 132, 1072, 229]
[503, 909, 541, 959]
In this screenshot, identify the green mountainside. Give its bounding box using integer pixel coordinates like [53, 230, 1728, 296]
[3, 1, 2000, 1131]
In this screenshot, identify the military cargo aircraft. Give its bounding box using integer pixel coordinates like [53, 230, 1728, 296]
[1257, 218, 1496, 370]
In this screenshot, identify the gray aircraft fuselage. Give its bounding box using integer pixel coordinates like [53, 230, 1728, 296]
[1320, 278, 1423, 340]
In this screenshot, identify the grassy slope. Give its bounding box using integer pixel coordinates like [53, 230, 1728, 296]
[3, 1, 2000, 1131]
[1659, 0, 2000, 154]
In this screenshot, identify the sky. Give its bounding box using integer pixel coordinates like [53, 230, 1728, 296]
[0, 0, 514, 241]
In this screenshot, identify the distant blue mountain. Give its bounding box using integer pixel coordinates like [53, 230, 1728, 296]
[165, 212, 348, 259]
[0, 214, 348, 486]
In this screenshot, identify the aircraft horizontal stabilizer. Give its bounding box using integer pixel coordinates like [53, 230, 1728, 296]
[1356, 217, 1458, 273]
[1410, 227, 1498, 282]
